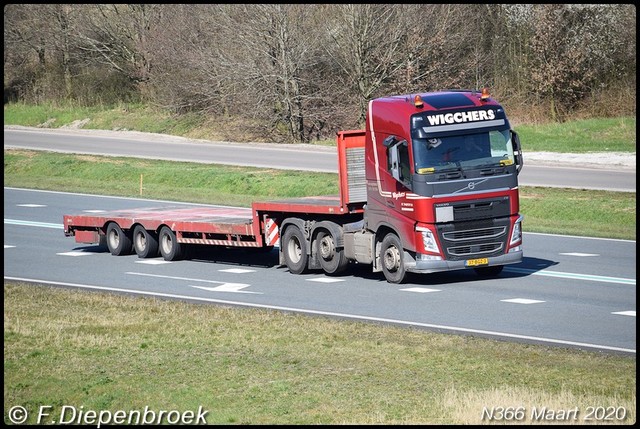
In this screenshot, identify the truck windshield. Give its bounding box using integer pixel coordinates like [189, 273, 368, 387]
[412, 129, 514, 174]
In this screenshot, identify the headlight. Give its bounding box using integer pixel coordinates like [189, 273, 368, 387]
[510, 215, 523, 246]
[417, 227, 440, 253]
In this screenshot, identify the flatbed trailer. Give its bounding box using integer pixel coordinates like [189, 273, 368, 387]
[64, 89, 524, 283]
[63, 130, 367, 266]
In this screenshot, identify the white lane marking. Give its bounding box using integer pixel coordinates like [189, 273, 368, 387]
[57, 251, 94, 256]
[504, 267, 635, 285]
[306, 277, 346, 283]
[127, 271, 261, 294]
[135, 260, 172, 265]
[191, 283, 260, 294]
[4, 219, 62, 229]
[501, 298, 545, 305]
[559, 252, 599, 257]
[5, 245, 16, 249]
[17, 204, 46, 207]
[83, 210, 107, 213]
[612, 311, 636, 317]
[5, 276, 635, 354]
[126, 271, 238, 285]
[219, 268, 257, 274]
[400, 287, 441, 293]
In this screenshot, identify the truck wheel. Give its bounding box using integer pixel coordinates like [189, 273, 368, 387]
[474, 266, 504, 277]
[133, 225, 159, 258]
[380, 233, 407, 284]
[316, 230, 348, 275]
[282, 226, 308, 274]
[159, 226, 184, 261]
[106, 223, 133, 256]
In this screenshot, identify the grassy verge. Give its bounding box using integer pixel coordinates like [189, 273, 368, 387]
[4, 149, 636, 240]
[3, 102, 637, 151]
[4, 282, 635, 425]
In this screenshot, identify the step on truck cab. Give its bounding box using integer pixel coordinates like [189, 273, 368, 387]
[64, 88, 523, 284]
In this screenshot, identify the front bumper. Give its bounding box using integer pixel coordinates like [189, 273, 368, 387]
[404, 249, 523, 274]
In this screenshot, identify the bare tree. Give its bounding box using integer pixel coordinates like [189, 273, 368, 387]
[211, 4, 327, 142]
[323, 4, 408, 125]
[528, 4, 630, 121]
[76, 4, 165, 99]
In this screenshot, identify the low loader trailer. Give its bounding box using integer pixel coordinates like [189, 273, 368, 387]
[64, 89, 524, 284]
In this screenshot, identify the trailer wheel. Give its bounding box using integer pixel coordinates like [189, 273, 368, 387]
[474, 265, 504, 277]
[316, 230, 348, 275]
[282, 226, 308, 274]
[106, 223, 133, 256]
[133, 225, 159, 258]
[159, 226, 184, 261]
[380, 233, 407, 284]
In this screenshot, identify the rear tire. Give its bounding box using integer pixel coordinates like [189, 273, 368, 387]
[133, 225, 159, 258]
[380, 233, 407, 284]
[159, 226, 184, 261]
[316, 230, 348, 275]
[282, 226, 308, 274]
[106, 223, 133, 256]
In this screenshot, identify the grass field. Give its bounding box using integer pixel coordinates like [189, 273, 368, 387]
[4, 282, 636, 425]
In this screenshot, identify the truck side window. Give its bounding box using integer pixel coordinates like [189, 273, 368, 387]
[398, 142, 411, 185]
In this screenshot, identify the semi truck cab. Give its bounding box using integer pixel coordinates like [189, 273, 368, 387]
[343, 88, 524, 283]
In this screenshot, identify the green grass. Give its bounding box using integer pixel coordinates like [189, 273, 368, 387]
[4, 282, 635, 425]
[4, 102, 637, 151]
[3, 150, 338, 208]
[515, 117, 636, 153]
[4, 149, 636, 240]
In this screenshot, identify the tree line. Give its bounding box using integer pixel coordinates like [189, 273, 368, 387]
[4, 4, 636, 143]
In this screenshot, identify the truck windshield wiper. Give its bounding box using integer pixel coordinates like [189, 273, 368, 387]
[437, 161, 462, 173]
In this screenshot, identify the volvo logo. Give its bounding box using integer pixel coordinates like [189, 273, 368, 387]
[454, 178, 489, 194]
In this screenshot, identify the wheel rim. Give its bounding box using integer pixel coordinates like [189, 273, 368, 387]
[161, 233, 172, 254]
[319, 235, 335, 260]
[383, 245, 400, 272]
[136, 231, 146, 251]
[287, 236, 302, 263]
[109, 229, 120, 248]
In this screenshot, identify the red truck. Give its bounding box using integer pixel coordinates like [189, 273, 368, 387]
[63, 88, 524, 284]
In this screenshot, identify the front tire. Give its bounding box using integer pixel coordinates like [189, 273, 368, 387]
[282, 226, 308, 274]
[106, 222, 133, 256]
[159, 226, 184, 261]
[133, 225, 159, 258]
[316, 230, 348, 275]
[380, 233, 407, 284]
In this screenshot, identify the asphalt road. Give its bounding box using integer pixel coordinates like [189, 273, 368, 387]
[4, 127, 636, 192]
[4, 188, 636, 355]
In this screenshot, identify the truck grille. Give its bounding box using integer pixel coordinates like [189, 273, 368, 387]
[448, 242, 504, 257]
[437, 218, 510, 261]
[442, 226, 506, 241]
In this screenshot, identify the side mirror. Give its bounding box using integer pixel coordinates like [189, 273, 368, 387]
[388, 140, 409, 184]
[383, 135, 397, 148]
[512, 131, 523, 174]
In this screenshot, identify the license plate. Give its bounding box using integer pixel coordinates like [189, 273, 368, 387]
[465, 258, 489, 267]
